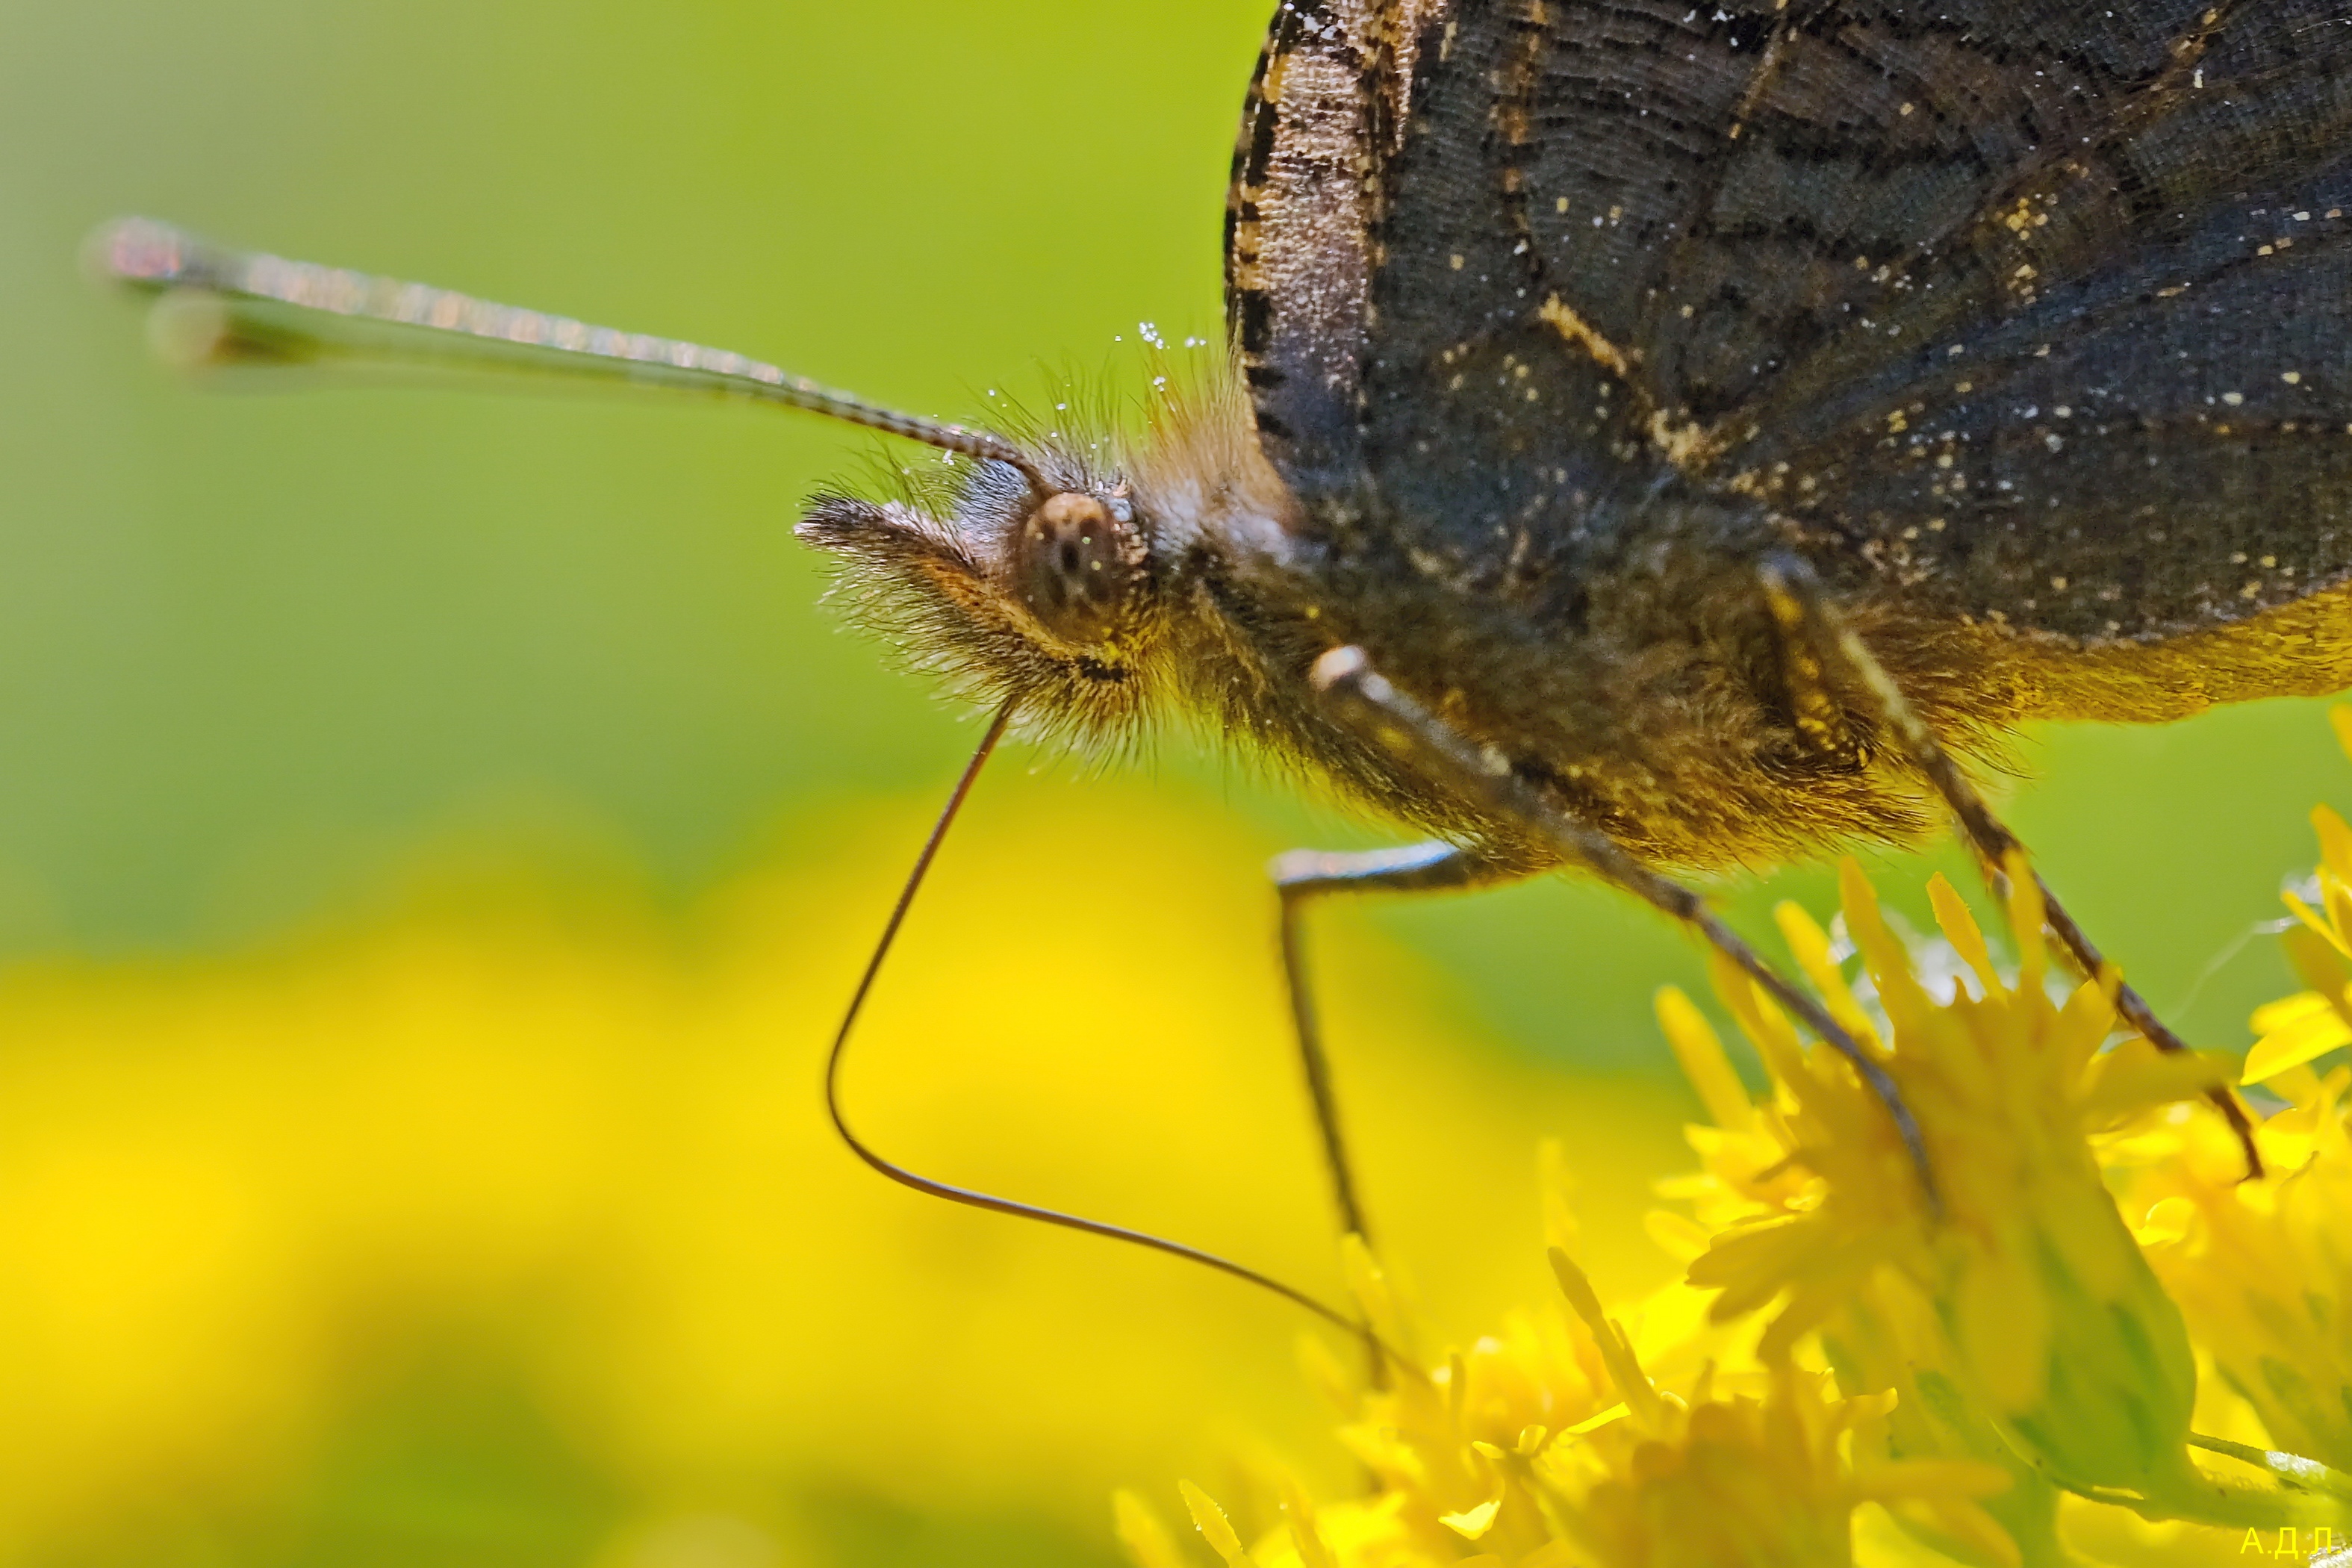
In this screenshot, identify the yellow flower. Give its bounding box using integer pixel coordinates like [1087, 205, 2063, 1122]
[2244, 708, 2352, 1089]
[2100, 709, 2352, 1490]
[2242, 808, 2352, 1088]
[1543, 1251, 2012, 1568]
[1136, 724, 2352, 1568]
[1124, 1239, 2011, 1568]
[2115, 762, 2352, 1477]
[2128, 1059, 2352, 1473]
[0, 786, 1699, 1566]
[1678, 859, 2221, 1503]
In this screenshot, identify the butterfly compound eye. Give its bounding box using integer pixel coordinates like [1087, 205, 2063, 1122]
[1012, 491, 1145, 647]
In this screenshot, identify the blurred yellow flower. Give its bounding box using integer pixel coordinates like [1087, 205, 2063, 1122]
[0, 785, 1693, 1566]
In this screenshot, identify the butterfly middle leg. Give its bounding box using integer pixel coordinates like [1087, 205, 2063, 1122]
[1272, 841, 1519, 1245]
[1755, 553, 2263, 1175]
[1307, 647, 1938, 1208]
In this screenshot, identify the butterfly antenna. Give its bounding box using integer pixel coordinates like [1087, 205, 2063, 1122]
[96, 217, 1403, 1368]
[824, 699, 1410, 1373]
[87, 217, 1048, 488]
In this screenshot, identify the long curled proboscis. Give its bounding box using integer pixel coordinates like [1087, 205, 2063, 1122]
[822, 699, 1416, 1380]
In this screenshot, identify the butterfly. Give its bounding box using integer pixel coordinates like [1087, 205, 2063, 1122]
[97, 0, 2352, 1328]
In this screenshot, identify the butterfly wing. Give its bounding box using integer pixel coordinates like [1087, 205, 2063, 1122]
[1242, 0, 2352, 641]
[1227, 0, 1452, 487]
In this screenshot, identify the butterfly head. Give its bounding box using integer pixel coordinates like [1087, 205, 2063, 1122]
[796, 454, 1169, 746]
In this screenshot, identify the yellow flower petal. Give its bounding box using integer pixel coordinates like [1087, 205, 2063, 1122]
[1438, 1498, 1501, 1539]
[1707, 951, 1816, 1099]
[1842, 862, 1936, 1036]
[1643, 1207, 1711, 1263]
[2133, 1195, 2199, 1248]
[1776, 900, 1879, 1047]
[1655, 987, 1755, 1133]
[1755, 1275, 1860, 1365]
[1549, 1248, 1664, 1427]
[1278, 1475, 1337, 1568]
[2318, 803, 2352, 889]
[2050, 977, 2125, 1088]
[2080, 1039, 2229, 1119]
[2283, 922, 2352, 1022]
[2250, 989, 2339, 1036]
[2002, 850, 2049, 1003]
[1180, 1481, 1255, 1567]
[1928, 874, 2003, 1000]
[2283, 889, 2352, 960]
[1686, 1216, 1820, 1316]
[2324, 876, 2352, 959]
[2245, 1003, 2352, 1083]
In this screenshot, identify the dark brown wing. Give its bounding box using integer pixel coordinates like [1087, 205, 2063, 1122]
[1272, 0, 2352, 642]
[1225, 0, 1449, 486]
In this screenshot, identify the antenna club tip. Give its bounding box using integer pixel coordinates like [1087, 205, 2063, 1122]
[82, 217, 197, 290]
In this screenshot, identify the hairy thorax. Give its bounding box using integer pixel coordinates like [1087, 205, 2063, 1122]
[807, 370, 2352, 883]
[1128, 390, 1958, 876]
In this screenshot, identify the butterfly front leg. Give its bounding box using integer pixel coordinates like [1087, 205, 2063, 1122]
[1755, 553, 2262, 1176]
[1761, 561, 1871, 771]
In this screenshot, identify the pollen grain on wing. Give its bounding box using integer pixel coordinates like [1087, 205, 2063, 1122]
[1534, 295, 1723, 470]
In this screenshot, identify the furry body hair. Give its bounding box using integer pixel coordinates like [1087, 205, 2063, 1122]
[798, 359, 2352, 879]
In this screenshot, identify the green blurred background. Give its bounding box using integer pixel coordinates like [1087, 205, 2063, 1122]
[2, 1, 2347, 1564]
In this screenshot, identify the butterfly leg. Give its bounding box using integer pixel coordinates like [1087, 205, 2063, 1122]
[1764, 568, 1870, 769]
[1273, 841, 1519, 1245]
[1309, 646, 1938, 1209]
[1756, 554, 2263, 1175]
